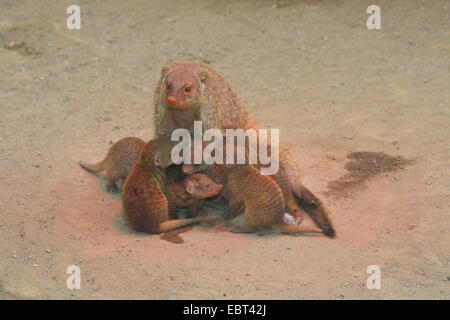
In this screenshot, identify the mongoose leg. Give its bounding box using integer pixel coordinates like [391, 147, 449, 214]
[227, 190, 243, 220]
[186, 200, 205, 218]
[284, 195, 306, 225]
[168, 205, 179, 219]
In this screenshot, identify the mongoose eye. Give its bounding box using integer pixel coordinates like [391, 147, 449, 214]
[184, 86, 191, 94]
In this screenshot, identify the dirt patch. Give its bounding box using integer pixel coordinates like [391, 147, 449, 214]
[326, 151, 413, 198]
[159, 226, 193, 244]
[3, 41, 41, 57]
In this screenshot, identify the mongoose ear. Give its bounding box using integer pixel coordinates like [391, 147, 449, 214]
[197, 71, 208, 94]
[153, 152, 161, 167]
[185, 182, 194, 195]
[160, 65, 170, 82]
[198, 71, 208, 84]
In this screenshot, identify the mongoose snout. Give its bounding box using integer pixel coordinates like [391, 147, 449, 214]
[160, 64, 206, 110]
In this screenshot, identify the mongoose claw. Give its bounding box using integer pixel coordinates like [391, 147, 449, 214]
[106, 182, 119, 193]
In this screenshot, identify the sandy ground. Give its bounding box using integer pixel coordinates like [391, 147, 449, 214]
[0, 0, 449, 300]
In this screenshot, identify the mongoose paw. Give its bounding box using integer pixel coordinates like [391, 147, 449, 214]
[226, 207, 244, 220]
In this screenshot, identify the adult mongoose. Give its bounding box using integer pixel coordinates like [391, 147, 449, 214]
[122, 139, 212, 234]
[152, 61, 336, 237]
[79, 137, 145, 193]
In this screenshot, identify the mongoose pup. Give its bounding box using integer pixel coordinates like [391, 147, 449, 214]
[153, 61, 336, 237]
[166, 170, 223, 218]
[79, 137, 145, 193]
[122, 139, 212, 234]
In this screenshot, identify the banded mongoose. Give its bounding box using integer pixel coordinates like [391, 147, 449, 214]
[80, 137, 221, 222]
[152, 61, 336, 237]
[79, 137, 145, 193]
[122, 139, 213, 234]
[181, 142, 323, 235]
[182, 162, 323, 235]
[166, 168, 223, 219]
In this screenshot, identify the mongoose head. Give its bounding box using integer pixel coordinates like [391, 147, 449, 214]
[159, 64, 207, 110]
[184, 173, 223, 199]
[140, 140, 174, 169]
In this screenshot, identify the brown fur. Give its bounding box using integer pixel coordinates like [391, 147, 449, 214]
[153, 61, 336, 237]
[79, 137, 145, 193]
[184, 162, 322, 235]
[122, 139, 212, 234]
[181, 142, 322, 235]
[166, 168, 223, 218]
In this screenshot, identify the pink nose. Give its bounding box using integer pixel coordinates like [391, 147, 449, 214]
[167, 97, 176, 104]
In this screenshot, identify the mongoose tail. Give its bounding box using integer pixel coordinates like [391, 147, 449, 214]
[295, 200, 336, 238]
[282, 162, 321, 205]
[282, 163, 336, 237]
[293, 183, 321, 205]
[79, 159, 106, 173]
[156, 216, 214, 233]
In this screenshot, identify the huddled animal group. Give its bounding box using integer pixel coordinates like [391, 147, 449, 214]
[80, 62, 336, 238]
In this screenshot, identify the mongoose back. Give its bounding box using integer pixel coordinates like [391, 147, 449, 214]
[153, 61, 336, 237]
[122, 139, 211, 234]
[80, 137, 145, 193]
